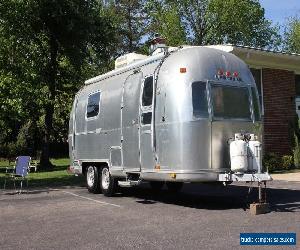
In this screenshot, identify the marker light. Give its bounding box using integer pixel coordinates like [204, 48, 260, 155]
[233, 71, 239, 77]
[180, 67, 187, 73]
[225, 71, 231, 77]
[217, 69, 224, 76]
[169, 173, 176, 179]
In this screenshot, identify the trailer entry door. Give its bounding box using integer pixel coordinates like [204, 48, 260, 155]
[121, 72, 143, 172]
[139, 76, 155, 171]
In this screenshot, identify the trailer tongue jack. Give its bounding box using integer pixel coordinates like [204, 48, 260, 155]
[250, 181, 270, 215]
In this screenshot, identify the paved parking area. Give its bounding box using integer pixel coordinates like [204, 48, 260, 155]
[0, 181, 299, 250]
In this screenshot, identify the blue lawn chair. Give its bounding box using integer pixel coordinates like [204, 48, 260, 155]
[4, 156, 31, 193]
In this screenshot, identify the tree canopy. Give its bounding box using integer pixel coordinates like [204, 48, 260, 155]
[0, 0, 291, 166]
[0, 0, 117, 167]
[284, 15, 300, 53]
[205, 0, 280, 48]
[145, 0, 280, 48]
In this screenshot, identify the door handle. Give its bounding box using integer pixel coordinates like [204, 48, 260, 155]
[132, 119, 137, 125]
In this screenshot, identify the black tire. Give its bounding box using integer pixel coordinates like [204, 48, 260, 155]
[86, 166, 101, 193]
[149, 181, 164, 191]
[166, 182, 183, 193]
[100, 166, 117, 197]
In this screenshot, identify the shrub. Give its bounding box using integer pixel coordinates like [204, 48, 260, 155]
[293, 134, 300, 168]
[263, 153, 282, 172]
[0, 121, 37, 158]
[7, 142, 19, 158]
[263, 153, 294, 172]
[281, 155, 293, 170]
[0, 142, 19, 158]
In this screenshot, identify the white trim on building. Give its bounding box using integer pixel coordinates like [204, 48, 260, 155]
[207, 45, 300, 73]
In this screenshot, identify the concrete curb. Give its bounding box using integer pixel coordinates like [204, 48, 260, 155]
[270, 172, 300, 182]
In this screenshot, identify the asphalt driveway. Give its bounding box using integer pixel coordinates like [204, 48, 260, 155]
[0, 180, 299, 250]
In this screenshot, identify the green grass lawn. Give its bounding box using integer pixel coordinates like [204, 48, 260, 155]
[0, 158, 85, 189]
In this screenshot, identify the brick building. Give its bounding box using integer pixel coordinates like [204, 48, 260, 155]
[210, 45, 300, 156]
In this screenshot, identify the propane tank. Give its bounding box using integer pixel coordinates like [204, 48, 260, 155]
[248, 140, 262, 173]
[230, 138, 248, 172]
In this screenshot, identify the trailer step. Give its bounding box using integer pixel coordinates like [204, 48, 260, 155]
[118, 180, 141, 187]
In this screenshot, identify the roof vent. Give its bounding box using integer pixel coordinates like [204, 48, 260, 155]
[150, 34, 168, 55]
[115, 52, 148, 69]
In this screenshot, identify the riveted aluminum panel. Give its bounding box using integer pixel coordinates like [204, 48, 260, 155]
[69, 46, 263, 182]
[121, 72, 143, 171]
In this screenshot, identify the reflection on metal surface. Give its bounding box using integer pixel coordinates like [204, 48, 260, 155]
[69, 46, 267, 185]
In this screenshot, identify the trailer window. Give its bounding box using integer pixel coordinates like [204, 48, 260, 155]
[141, 112, 152, 125]
[192, 82, 208, 118]
[251, 87, 261, 121]
[211, 85, 251, 120]
[141, 76, 153, 125]
[142, 76, 153, 107]
[86, 92, 100, 118]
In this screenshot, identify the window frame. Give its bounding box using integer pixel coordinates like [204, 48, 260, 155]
[141, 112, 152, 125]
[250, 68, 264, 115]
[210, 83, 252, 121]
[85, 90, 101, 121]
[250, 86, 262, 122]
[140, 75, 154, 126]
[191, 81, 209, 120]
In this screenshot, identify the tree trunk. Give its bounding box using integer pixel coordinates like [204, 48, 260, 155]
[127, 6, 134, 52]
[39, 35, 58, 170]
[40, 104, 55, 169]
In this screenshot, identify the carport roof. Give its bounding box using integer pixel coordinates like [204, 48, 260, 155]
[207, 44, 300, 73]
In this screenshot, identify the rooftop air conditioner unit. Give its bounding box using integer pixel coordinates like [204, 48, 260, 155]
[115, 53, 148, 69]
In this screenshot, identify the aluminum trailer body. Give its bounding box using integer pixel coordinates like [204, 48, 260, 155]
[68, 46, 271, 195]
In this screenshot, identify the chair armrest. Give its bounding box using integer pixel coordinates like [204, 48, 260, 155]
[5, 166, 16, 177]
[29, 165, 37, 172]
[5, 166, 15, 173]
[29, 159, 38, 172]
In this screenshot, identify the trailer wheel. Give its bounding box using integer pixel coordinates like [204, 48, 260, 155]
[166, 182, 183, 193]
[100, 166, 116, 197]
[149, 181, 164, 192]
[86, 166, 101, 193]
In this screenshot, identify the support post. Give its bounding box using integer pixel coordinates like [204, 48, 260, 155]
[249, 181, 270, 215]
[258, 181, 262, 203]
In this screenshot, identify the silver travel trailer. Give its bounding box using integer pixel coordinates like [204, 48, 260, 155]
[68, 45, 272, 196]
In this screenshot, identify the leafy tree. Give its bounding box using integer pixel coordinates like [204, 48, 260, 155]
[205, 0, 280, 48]
[0, 0, 282, 168]
[110, 0, 147, 53]
[170, 0, 208, 45]
[284, 15, 300, 53]
[147, 0, 280, 49]
[0, 0, 117, 168]
[145, 0, 187, 46]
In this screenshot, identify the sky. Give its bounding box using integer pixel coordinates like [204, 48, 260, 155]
[259, 0, 300, 25]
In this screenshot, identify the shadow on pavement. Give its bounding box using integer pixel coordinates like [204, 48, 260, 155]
[268, 187, 300, 213]
[117, 183, 300, 212]
[1, 176, 300, 213]
[0, 174, 86, 196]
